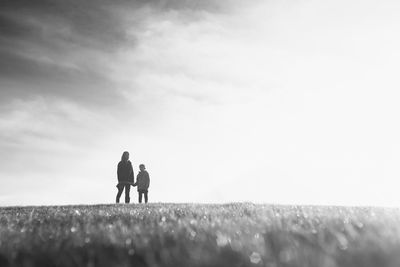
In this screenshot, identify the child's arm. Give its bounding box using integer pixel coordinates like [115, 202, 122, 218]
[133, 174, 139, 186]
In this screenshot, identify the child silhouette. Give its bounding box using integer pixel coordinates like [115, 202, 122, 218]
[134, 164, 150, 203]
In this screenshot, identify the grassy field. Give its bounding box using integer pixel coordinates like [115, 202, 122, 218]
[1, 203, 400, 267]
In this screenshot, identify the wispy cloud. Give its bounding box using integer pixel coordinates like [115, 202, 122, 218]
[0, 0, 233, 105]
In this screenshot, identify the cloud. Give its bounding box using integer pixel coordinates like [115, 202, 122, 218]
[0, 1, 127, 106]
[0, 0, 235, 106]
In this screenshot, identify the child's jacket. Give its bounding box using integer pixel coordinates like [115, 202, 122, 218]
[136, 171, 150, 191]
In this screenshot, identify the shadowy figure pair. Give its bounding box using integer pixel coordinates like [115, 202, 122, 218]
[116, 151, 150, 204]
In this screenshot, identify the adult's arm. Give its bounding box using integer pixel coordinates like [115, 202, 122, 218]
[117, 162, 121, 181]
[129, 162, 134, 183]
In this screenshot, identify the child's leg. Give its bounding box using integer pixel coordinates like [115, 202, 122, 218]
[138, 192, 142, 203]
[116, 185, 124, 203]
[144, 192, 148, 203]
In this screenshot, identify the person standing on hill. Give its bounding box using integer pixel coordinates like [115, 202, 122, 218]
[135, 164, 150, 203]
[116, 151, 134, 203]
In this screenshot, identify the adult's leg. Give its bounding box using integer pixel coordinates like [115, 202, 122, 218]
[125, 185, 130, 203]
[138, 192, 142, 203]
[144, 192, 148, 203]
[116, 185, 124, 203]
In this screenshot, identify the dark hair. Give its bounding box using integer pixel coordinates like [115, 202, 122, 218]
[121, 151, 129, 161]
[139, 164, 145, 168]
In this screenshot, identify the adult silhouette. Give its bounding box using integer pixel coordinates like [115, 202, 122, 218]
[116, 151, 134, 203]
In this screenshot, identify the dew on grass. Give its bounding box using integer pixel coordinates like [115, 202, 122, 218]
[249, 252, 261, 264]
[216, 232, 230, 247]
[188, 230, 197, 240]
[311, 229, 318, 234]
[2, 204, 399, 267]
[336, 233, 348, 250]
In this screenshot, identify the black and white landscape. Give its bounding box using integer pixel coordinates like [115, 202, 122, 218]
[1, 0, 400, 266]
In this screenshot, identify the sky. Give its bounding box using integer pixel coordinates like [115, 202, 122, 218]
[1, 0, 400, 206]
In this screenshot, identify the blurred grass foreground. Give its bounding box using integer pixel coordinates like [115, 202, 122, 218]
[1, 203, 400, 267]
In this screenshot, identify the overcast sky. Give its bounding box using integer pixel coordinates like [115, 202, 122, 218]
[1, 0, 400, 206]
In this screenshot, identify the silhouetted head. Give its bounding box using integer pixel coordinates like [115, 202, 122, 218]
[121, 151, 129, 162]
[139, 164, 146, 171]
